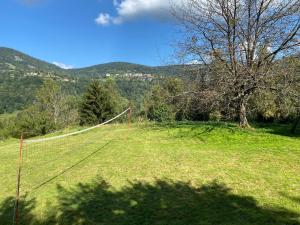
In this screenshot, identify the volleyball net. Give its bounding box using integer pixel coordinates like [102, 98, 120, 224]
[13, 108, 132, 225]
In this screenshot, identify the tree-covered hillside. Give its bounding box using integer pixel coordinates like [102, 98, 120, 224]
[68, 62, 184, 78]
[0, 47, 65, 74]
[0, 47, 183, 78]
[0, 47, 182, 113]
[0, 48, 81, 113]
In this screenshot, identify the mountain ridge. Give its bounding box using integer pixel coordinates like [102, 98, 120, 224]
[0, 47, 183, 113]
[0, 47, 183, 77]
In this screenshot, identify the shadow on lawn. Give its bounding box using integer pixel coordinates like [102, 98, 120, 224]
[144, 121, 237, 130]
[145, 121, 300, 138]
[169, 122, 238, 143]
[252, 123, 300, 138]
[1, 179, 299, 225]
[142, 121, 238, 142]
[0, 196, 38, 225]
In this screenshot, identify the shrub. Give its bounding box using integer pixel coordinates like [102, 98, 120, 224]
[209, 111, 222, 122]
[147, 104, 174, 122]
[0, 116, 17, 140]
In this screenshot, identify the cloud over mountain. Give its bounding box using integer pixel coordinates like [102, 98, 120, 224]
[53, 62, 74, 70]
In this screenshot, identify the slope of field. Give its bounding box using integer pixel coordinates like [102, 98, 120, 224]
[0, 122, 299, 225]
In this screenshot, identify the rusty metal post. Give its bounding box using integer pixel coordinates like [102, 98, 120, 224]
[13, 134, 24, 225]
[128, 107, 132, 128]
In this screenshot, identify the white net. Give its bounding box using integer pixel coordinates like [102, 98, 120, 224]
[19, 108, 131, 196]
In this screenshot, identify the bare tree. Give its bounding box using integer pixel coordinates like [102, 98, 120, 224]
[175, 0, 300, 127]
[272, 56, 300, 133]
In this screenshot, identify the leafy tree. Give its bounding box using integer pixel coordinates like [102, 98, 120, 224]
[14, 79, 79, 137]
[35, 79, 78, 128]
[15, 105, 55, 137]
[144, 78, 184, 122]
[0, 115, 17, 140]
[145, 85, 174, 122]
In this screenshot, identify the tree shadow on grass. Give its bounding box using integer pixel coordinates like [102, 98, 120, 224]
[0, 196, 37, 225]
[1, 179, 299, 225]
[167, 122, 238, 143]
[52, 179, 300, 225]
[252, 123, 300, 138]
[143, 121, 237, 130]
[142, 121, 300, 138]
[0, 196, 57, 225]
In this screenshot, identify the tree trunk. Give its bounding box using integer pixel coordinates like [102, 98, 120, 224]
[239, 101, 250, 128]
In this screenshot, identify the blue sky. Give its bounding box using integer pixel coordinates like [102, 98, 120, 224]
[0, 0, 182, 68]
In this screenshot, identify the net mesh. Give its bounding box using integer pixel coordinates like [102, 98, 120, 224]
[18, 108, 131, 196]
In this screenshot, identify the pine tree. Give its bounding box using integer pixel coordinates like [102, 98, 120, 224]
[79, 79, 123, 125]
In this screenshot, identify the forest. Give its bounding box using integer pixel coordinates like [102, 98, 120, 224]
[0, 52, 299, 141]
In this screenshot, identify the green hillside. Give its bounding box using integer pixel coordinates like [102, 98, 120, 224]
[0, 47, 183, 78]
[0, 47, 77, 113]
[0, 47, 182, 113]
[68, 62, 184, 78]
[0, 122, 299, 224]
[0, 47, 65, 74]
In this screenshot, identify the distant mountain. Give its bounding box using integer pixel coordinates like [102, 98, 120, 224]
[0, 47, 183, 78]
[0, 47, 65, 75]
[0, 47, 184, 113]
[68, 62, 184, 78]
[0, 48, 81, 113]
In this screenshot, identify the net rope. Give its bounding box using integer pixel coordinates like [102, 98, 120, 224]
[24, 108, 130, 144]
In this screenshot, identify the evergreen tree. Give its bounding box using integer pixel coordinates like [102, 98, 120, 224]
[79, 79, 125, 125]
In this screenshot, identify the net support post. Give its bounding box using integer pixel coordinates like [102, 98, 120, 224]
[13, 134, 24, 225]
[128, 107, 132, 127]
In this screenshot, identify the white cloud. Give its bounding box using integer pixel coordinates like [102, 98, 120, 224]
[95, 0, 185, 26]
[186, 59, 201, 65]
[95, 13, 113, 26]
[53, 62, 74, 70]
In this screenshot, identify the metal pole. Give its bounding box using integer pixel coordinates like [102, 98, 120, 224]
[128, 107, 132, 127]
[13, 134, 24, 225]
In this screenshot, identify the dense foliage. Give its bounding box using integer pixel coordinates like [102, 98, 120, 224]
[0, 80, 79, 138]
[142, 57, 299, 131]
[0, 47, 299, 140]
[15, 80, 79, 137]
[0, 75, 43, 113]
[143, 79, 183, 122]
[79, 79, 127, 125]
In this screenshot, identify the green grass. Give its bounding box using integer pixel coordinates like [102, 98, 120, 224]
[0, 122, 299, 225]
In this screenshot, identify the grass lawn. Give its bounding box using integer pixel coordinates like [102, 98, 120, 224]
[0, 122, 299, 225]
